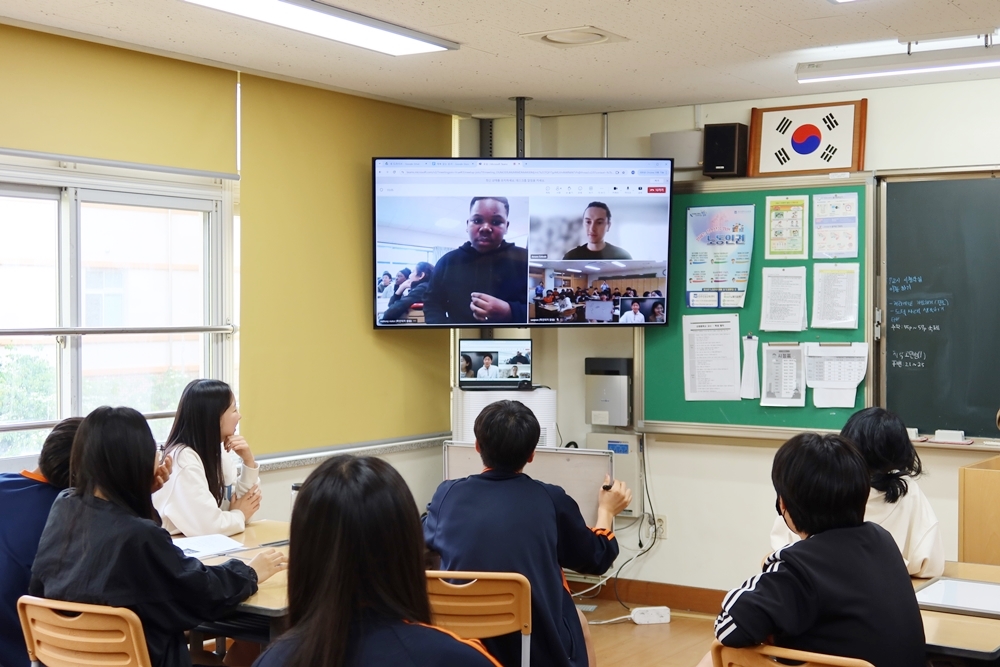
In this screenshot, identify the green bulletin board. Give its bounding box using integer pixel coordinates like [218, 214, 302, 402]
[642, 179, 870, 431]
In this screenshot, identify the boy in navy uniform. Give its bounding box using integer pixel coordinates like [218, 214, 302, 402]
[424, 400, 631, 667]
[700, 433, 925, 667]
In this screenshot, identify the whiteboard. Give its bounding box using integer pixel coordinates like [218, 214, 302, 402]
[443, 442, 613, 526]
[916, 578, 1000, 620]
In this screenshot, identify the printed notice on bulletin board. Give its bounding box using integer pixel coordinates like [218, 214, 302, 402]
[765, 195, 809, 260]
[685, 205, 755, 308]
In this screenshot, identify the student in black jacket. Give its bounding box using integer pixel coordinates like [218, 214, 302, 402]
[424, 400, 632, 667]
[699, 432, 925, 667]
[381, 261, 434, 323]
[423, 197, 528, 325]
[30, 406, 287, 667]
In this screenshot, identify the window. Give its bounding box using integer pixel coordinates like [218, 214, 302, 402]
[0, 164, 234, 464]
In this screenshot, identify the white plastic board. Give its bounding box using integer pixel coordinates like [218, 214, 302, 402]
[443, 442, 613, 526]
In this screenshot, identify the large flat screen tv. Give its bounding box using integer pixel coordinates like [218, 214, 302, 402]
[373, 158, 673, 328]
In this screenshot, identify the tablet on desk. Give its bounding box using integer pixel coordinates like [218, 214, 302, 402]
[916, 577, 1000, 620]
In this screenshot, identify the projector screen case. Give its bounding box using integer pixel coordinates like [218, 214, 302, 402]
[372, 157, 674, 329]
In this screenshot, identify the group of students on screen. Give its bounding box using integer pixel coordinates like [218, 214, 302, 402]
[378, 262, 436, 323]
[0, 384, 945, 667]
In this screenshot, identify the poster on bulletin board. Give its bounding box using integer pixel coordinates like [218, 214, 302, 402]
[685, 205, 755, 308]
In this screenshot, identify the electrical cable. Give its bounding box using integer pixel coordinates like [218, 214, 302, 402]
[612, 435, 658, 610]
[588, 614, 631, 626]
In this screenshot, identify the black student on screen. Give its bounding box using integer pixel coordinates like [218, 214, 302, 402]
[423, 197, 528, 325]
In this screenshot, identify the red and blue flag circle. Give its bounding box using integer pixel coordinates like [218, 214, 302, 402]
[790, 124, 822, 155]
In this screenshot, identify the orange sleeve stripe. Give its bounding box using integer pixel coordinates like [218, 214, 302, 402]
[590, 526, 615, 540]
[409, 621, 505, 667]
[561, 569, 571, 594]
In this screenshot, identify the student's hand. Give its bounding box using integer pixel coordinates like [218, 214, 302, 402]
[248, 549, 288, 583]
[596, 476, 632, 530]
[231, 486, 262, 522]
[225, 435, 256, 468]
[151, 455, 173, 493]
[470, 292, 512, 322]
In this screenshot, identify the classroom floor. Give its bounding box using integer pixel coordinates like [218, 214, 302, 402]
[585, 598, 715, 667]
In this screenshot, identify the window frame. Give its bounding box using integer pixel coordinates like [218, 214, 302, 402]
[0, 156, 235, 469]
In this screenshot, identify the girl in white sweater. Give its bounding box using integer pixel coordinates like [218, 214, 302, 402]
[153, 379, 262, 536]
[771, 407, 944, 578]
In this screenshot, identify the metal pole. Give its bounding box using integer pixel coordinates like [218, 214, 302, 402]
[515, 97, 526, 159]
[603, 112, 609, 158]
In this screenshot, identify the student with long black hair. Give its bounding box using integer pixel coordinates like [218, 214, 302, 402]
[154, 379, 261, 536]
[770, 407, 943, 577]
[253, 456, 500, 667]
[30, 406, 287, 667]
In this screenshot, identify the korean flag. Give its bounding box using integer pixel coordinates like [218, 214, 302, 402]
[758, 105, 855, 174]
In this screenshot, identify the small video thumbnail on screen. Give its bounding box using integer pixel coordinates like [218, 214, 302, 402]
[458, 341, 532, 386]
[375, 190, 670, 327]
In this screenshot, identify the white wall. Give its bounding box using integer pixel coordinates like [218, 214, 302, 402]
[525, 78, 1000, 169]
[459, 76, 1000, 593]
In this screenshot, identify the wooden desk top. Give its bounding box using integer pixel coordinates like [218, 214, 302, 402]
[201, 520, 290, 617]
[915, 561, 1000, 659]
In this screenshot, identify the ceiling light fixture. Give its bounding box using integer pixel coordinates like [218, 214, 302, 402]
[798, 38, 999, 83]
[520, 26, 627, 49]
[566, 268, 583, 273]
[611, 261, 627, 268]
[584, 265, 600, 271]
[182, 0, 458, 56]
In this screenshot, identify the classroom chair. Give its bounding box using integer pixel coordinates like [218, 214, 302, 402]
[426, 570, 532, 667]
[17, 595, 152, 667]
[711, 640, 875, 667]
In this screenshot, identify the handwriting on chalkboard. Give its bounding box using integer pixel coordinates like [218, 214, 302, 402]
[888, 276, 923, 293]
[890, 349, 927, 369]
[887, 293, 951, 332]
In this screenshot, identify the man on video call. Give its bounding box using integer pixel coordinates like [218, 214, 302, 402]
[476, 354, 500, 378]
[424, 196, 528, 324]
[562, 202, 633, 260]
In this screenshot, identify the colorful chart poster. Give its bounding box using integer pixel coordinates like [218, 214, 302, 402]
[812, 192, 859, 259]
[686, 205, 755, 308]
[765, 195, 809, 260]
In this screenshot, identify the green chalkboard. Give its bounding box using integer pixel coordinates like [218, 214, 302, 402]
[643, 180, 869, 430]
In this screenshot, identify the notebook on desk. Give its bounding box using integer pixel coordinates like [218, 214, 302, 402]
[916, 577, 1000, 620]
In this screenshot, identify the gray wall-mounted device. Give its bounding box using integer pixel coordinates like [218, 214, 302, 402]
[585, 358, 632, 427]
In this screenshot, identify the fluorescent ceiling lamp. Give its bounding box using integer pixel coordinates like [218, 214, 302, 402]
[183, 0, 458, 56]
[798, 45, 1000, 83]
[611, 261, 627, 268]
[584, 265, 600, 271]
[566, 268, 582, 273]
[529, 262, 544, 268]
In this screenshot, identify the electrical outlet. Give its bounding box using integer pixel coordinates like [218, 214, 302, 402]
[645, 514, 666, 539]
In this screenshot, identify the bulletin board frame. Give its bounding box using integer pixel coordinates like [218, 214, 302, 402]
[635, 173, 876, 439]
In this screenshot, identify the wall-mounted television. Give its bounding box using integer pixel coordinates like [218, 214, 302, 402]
[373, 158, 673, 328]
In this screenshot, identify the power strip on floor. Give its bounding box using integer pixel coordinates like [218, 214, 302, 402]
[630, 606, 671, 625]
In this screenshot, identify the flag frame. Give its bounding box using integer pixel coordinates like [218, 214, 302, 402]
[748, 99, 867, 177]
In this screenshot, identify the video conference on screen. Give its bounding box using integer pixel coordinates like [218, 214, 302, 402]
[374, 159, 672, 328]
[458, 340, 532, 389]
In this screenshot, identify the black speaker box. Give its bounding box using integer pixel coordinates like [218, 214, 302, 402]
[702, 123, 748, 177]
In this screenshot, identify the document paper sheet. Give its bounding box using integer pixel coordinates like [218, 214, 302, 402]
[811, 263, 860, 329]
[812, 192, 859, 259]
[761, 343, 806, 407]
[805, 343, 868, 408]
[760, 267, 807, 332]
[682, 314, 742, 401]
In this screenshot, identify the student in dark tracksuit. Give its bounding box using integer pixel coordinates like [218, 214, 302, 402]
[424, 400, 632, 667]
[698, 433, 925, 667]
[254, 456, 500, 667]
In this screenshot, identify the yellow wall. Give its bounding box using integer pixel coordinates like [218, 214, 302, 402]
[0, 24, 236, 173]
[239, 75, 452, 454]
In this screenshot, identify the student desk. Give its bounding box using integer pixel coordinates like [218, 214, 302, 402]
[192, 520, 290, 646]
[916, 561, 1000, 660]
